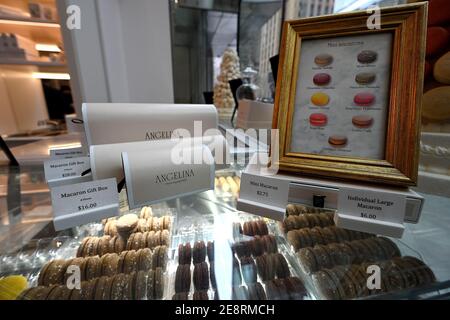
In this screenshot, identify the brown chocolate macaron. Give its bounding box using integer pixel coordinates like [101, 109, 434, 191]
[193, 262, 209, 291]
[178, 243, 192, 265]
[193, 241, 206, 264]
[284, 277, 307, 300]
[193, 290, 209, 300]
[248, 282, 267, 300]
[240, 256, 257, 284]
[172, 292, 189, 300]
[175, 264, 191, 294]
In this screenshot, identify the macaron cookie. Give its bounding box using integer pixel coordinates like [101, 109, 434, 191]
[355, 72, 376, 85]
[284, 277, 306, 300]
[357, 50, 377, 64]
[297, 247, 318, 274]
[352, 115, 374, 128]
[272, 279, 290, 300]
[162, 216, 172, 230]
[146, 231, 157, 249]
[75, 258, 90, 282]
[193, 262, 209, 291]
[137, 248, 153, 271]
[311, 92, 330, 106]
[314, 53, 333, 67]
[85, 256, 102, 281]
[175, 264, 191, 293]
[193, 291, 209, 300]
[154, 267, 164, 299]
[133, 271, 147, 300]
[123, 250, 138, 274]
[98, 236, 111, 256]
[137, 219, 148, 233]
[116, 214, 139, 237]
[0, 275, 28, 300]
[256, 220, 269, 236]
[240, 256, 257, 284]
[232, 286, 249, 300]
[309, 113, 328, 127]
[77, 237, 91, 258]
[247, 282, 267, 300]
[275, 253, 291, 279]
[313, 73, 331, 86]
[328, 135, 348, 148]
[160, 230, 170, 247]
[157, 245, 168, 270]
[178, 243, 192, 265]
[81, 279, 98, 300]
[146, 269, 155, 299]
[354, 92, 375, 106]
[172, 292, 189, 300]
[100, 253, 119, 277]
[193, 241, 207, 264]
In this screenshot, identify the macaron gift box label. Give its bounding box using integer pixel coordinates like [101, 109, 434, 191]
[50, 178, 119, 231]
[291, 33, 392, 160]
[50, 146, 87, 159]
[122, 145, 215, 209]
[44, 156, 92, 187]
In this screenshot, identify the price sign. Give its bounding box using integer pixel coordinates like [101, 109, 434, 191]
[338, 187, 406, 224]
[50, 178, 119, 231]
[238, 172, 290, 221]
[44, 157, 90, 182]
[50, 146, 87, 159]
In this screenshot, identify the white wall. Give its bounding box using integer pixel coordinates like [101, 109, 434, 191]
[57, 0, 174, 116]
[116, 0, 174, 103]
[57, 0, 110, 117]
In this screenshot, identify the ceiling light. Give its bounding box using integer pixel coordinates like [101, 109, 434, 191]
[0, 19, 59, 28]
[32, 72, 71, 80]
[35, 44, 61, 52]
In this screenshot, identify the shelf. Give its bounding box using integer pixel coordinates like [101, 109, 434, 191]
[0, 15, 59, 28]
[0, 58, 65, 67]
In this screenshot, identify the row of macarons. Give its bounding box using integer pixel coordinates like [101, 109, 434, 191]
[310, 92, 376, 107]
[312, 72, 376, 86]
[314, 51, 378, 67]
[309, 113, 374, 129]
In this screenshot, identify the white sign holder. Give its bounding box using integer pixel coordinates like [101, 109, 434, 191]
[238, 153, 424, 238]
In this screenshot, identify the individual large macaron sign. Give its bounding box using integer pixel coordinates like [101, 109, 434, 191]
[291, 33, 392, 160]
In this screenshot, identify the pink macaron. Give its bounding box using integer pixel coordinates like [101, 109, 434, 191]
[309, 113, 328, 127]
[354, 93, 375, 106]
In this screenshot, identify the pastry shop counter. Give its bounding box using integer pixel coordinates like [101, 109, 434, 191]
[1, 164, 450, 300]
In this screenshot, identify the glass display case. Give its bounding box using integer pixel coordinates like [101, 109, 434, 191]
[1, 160, 450, 300]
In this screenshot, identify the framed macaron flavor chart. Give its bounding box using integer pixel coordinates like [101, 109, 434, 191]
[274, 3, 428, 186]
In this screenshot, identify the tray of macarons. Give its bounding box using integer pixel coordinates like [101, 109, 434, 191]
[227, 214, 310, 300]
[279, 203, 437, 300]
[16, 206, 175, 300]
[214, 170, 241, 199]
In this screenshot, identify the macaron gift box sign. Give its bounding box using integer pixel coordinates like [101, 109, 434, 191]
[274, 3, 427, 186]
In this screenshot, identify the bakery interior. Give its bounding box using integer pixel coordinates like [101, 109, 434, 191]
[0, 0, 450, 301]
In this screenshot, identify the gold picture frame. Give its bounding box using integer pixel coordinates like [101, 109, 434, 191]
[274, 3, 428, 187]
